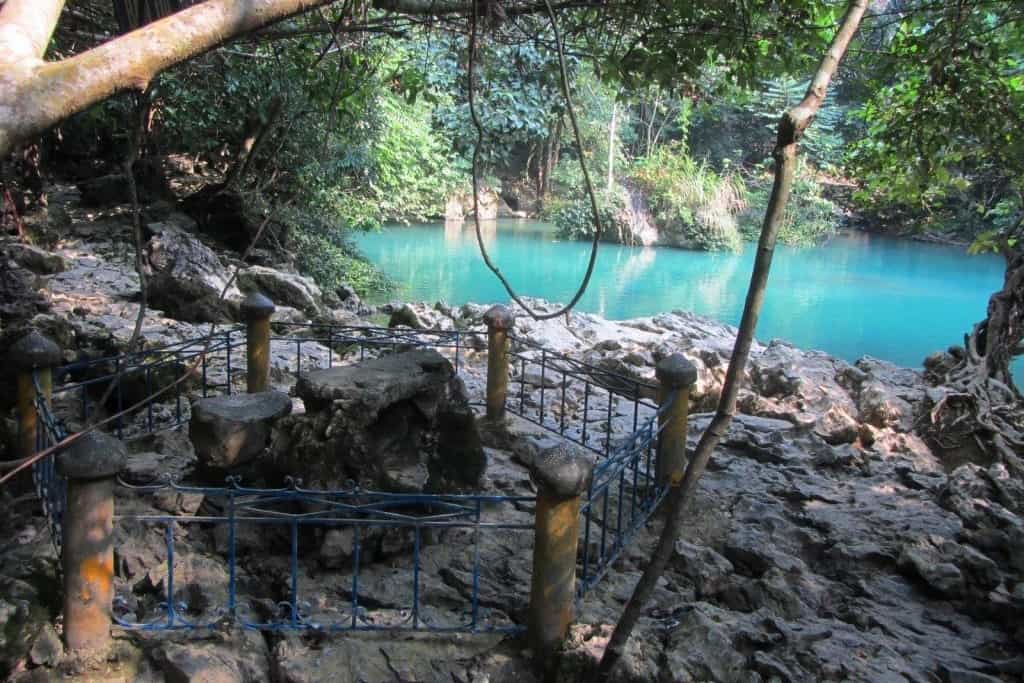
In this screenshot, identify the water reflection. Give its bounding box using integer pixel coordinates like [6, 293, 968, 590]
[444, 218, 497, 247]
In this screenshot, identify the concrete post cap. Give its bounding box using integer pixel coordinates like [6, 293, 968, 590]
[656, 353, 698, 389]
[483, 305, 515, 331]
[240, 291, 276, 320]
[9, 330, 62, 370]
[531, 443, 594, 499]
[57, 431, 128, 480]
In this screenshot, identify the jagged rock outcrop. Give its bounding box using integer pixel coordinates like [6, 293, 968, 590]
[237, 265, 322, 317]
[145, 221, 242, 322]
[271, 349, 486, 493]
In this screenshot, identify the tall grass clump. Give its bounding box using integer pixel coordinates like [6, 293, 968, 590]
[630, 144, 747, 251]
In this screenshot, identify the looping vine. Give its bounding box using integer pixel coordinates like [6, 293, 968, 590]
[467, 0, 604, 320]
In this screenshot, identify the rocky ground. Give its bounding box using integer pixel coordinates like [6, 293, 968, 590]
[0, 176, 1022, 682]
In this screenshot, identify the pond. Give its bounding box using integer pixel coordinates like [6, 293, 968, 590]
[355, 219, 1007, 371]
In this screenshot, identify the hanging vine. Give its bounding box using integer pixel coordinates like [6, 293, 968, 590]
[467, 0, 604, 320]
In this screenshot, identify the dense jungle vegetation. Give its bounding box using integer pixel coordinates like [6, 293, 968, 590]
[0, 0, 1021, 403]
[3, 0, 1017, 301]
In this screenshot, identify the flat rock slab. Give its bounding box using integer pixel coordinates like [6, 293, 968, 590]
[276, 349, 485, 493]
[190, 391, 291, 471]
[296, 348, 452, 412]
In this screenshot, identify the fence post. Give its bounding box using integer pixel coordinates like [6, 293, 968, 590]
[528, 443, 593, 666]
[483, 305, 514, 420]
[241, 291, 275, 393]
[56, 431, 126, 654]
[10, 331, 62, 488]
[655, 354, 698, 487]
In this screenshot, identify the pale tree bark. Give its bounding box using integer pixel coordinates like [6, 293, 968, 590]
[0, 0, 608, 157]
[595, 0, 869, 677]
[0, 0, 341, 156]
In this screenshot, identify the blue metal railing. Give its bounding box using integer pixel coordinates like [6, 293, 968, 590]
[504, 334, 670, 600]
[32, 372, 68, 559]
[112, 478, 533, 633]
[578, 397, 671, 597]
[51, 327, 244, 438]
[505, 334, 659, 457]
[269, 323, 468, 377]
[26, 322, 676, 633]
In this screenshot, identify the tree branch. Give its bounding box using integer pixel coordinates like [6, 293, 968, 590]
[0, 0, 337, 156]
[594, 0, 869, 677]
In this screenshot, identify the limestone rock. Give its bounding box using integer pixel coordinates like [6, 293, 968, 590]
[814, 405, 860, 445]
[858, 379, 915, 431]
[673, 541, 735, 598]
[154, 630, 270, 683]
[273, 349, 485, 492]
[190, 391, 292, 471]
[237, 266, 322, 316]
[388, 302, 429, 329]
[146, 223, 241, 322]
[4, 243, 65, 274]
[27, 623, 61, 668]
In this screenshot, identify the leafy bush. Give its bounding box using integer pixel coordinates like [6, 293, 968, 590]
[284, 208, 393, 298]
[739, 161, 837, 246]
[551, 188, 632, 242]
[629, 144, 747, 252]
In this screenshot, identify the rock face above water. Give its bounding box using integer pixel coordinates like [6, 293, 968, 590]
[272, 349, 486, 492]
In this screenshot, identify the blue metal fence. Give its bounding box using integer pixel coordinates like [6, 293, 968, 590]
[50, 327, 243, 437]
[26, 322, 675, 633]
[113, 478, 533, 633]
[32, 372, 67, 559]
[503, 334, 669, 599]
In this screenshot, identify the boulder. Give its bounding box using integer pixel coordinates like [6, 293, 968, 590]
[388, 302, 429, 329]
[189, 391, 292, 471]
[858, 379, 915, 431]
[237, 266, 322, 317]
[814, 405, 860, 445]
[0, 262, 46, 320]
[3, 243, 65, 274]
[272, 349, 486, 492]
[335, 283, 361, 310]
[146, 223, 241, 322]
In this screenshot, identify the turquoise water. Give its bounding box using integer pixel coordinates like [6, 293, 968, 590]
[355, 220, 1007, 370]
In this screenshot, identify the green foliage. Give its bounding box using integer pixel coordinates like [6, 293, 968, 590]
[748, 77, 846, 170]
[423, 30, 567, 173]
[739, 161, 838, 246]
[285, 209, 393, 297]
[303, 89, 463, 224]
[846, 1, 1024, 243]
[551, 188, 630, 242]
[630, 144, 746, 251]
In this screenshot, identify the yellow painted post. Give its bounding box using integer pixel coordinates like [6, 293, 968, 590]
[483, 305, 514, 420]
[57, 431, 127, 654]
[241, 291, 275, 393]
[655, 354, 698, 487]
[528, 444, 593, 667]
[9, 330, 61, 492]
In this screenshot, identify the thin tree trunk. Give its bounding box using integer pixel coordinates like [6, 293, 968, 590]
[607, 101, 618, 193]
[595, 1, 869, 677]
[645, 93, 659, 157]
